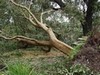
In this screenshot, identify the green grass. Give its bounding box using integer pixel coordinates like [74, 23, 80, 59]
[0, 57, 99, 75]
[69, 43, 83, 59]
[0, 47, 99, 75]
[4, 62, 96, 75]
[5, 61, 41, 75]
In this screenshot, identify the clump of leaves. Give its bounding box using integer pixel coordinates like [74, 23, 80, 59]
[70, 36, 87, 59]
[69, 43, 83, 59]
[65, 64, 94, 75]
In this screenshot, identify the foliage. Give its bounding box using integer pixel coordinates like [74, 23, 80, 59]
[70, 43, 83, 59]
[65, 64, 94, 75]
[0, 52, 99, 75]
[10, 50, 23, 57]
[1, 61, 98, 75]
[69, 36, 87, 59]
[5, 61, 41, 75]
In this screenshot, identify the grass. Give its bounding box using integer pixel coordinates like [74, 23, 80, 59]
[5, 61, 40, 75]
[69, 43, 83, 59]
[0, 48, 99, 75]
[0, 49, 68, 75]
[1, 61, 96, 75]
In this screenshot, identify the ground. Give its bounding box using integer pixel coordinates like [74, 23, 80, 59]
[0, 49, 69, 75]
[73, 32, 100, 72]
[0, 32, 100, 74]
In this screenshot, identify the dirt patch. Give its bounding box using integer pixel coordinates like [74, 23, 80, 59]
[0, 49, 68, 75]
[73, 32, 100, 72]
[21, 50, 66, 58]
[2, 49, 66, 59]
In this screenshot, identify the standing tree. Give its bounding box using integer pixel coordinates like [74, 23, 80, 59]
[81, 0, 98, 35]
[58, 0, 99, 36]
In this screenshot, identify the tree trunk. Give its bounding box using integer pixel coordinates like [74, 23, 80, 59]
[82, 0, 97, 36]
[47, 28, 73, 55]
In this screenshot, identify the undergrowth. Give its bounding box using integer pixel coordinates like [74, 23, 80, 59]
[0, 60, 99, 75]
[4, 61, 42, 75]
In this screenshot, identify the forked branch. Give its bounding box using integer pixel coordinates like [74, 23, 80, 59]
[10, 0, 40, 25]
[10, 0, 49, 31]
[9, 0, 73, 55]
[40, 9, 53, 23]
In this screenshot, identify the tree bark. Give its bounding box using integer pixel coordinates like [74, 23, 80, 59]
[0, 33, 72, 55]
[82, 0, 97, 36]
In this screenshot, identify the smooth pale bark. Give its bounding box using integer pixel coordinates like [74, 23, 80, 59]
[3, 0, 73, 55]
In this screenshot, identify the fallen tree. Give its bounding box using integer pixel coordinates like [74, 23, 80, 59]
[0, 0, 73, 55]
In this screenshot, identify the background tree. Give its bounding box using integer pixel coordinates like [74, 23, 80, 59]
[63, 0, 100, 35]
[52, 0, 100, 35]
[81, 0, 98, 35]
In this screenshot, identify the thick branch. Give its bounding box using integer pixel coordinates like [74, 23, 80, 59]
[47, 28, 73, 55]
[0, 35, 51, 46]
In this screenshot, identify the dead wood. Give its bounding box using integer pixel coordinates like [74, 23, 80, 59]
[0, 0, 73, 55]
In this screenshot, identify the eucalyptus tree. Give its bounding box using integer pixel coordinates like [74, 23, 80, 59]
[0, 0, 73, 55]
